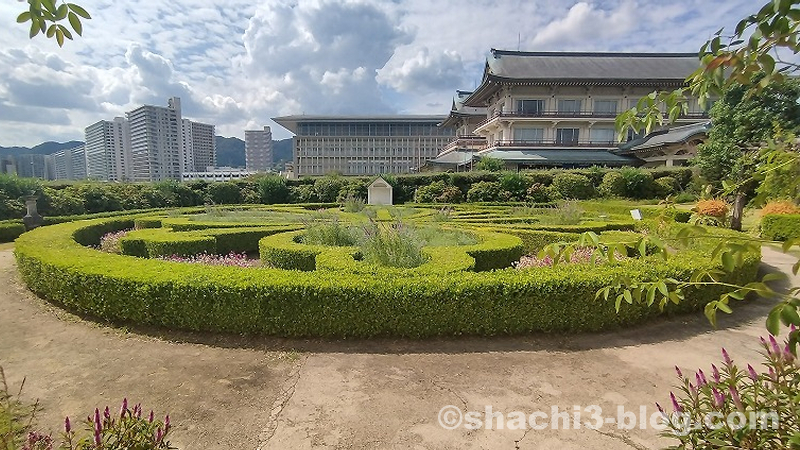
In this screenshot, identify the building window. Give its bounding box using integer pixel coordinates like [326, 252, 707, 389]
[589, 127, 616, 144]
[513, 127, 544, 143]
[556, 128, 580, 145]
[516, 99, 545, 115]
[557, 99, 582, 114]
[593, 100, 618, 115]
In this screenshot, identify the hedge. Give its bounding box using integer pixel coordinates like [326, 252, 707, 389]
[13, 217, 760, 338]
[761, 214, 800, 241]
[121, 226, 299, 258]
[0, 222, 26, 242]
[259, 228, 524, 273]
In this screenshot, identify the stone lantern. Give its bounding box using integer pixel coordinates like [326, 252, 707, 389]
[22, 193, 43, 230]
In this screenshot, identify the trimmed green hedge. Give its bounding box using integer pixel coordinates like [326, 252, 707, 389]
[0, 222, 26, 242]
[761, 214, 800, 241]
[121, 226, 299, 258]
[13, 216, 761, 338]
[258, 228, 524, 273]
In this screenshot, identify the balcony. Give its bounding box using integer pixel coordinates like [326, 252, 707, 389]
[486, 139, 618, 150]
[443, 135, 488, 152]
[475, 110, 709, 130]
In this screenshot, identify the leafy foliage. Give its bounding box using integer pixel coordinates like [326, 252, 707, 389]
[550, 173, 596, 200]
[16, 0, 91, 47]
[474, 157, 505, 172]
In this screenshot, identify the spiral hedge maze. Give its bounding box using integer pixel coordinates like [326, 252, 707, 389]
[14, 204, 761, 337]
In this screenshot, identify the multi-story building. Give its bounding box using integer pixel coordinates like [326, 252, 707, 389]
[272, 115, 454, 176]
[433, 50, 708, 170]
[181, 119, 216, 172]
[50, 145, 87, 180]
[15, 154, 50, 179]
[181, 167, 257, 182]
[127, 97, 183, 181]
[85, 117, 131, 181]
[245, 126, 273, 172]
[124, 97, 214, 181]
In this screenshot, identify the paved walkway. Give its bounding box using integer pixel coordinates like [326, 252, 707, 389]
[0, 247, 795, 449]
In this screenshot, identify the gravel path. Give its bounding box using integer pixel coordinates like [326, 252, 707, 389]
[0, 247, 795, 449]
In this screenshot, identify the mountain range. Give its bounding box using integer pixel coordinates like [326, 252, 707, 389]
[0, 137, 294, 169]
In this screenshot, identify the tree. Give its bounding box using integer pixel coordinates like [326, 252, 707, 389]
[16, 0, 91, 47]
[474, 157, 505, 172]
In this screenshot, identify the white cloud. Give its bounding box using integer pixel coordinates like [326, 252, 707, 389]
[0, 0, 762, 146]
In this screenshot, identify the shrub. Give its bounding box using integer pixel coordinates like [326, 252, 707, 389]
[313, 175, 348, 203]
[336, 180, 368, 204]
[760, 200, 800, 216]
[761, 214, 800, 241]
[673, 192, 697, 203]
[340, 194, 366, 212]
[695, 199, 729, 219]
[466, 181, 503, 203]
[526, 172, 554, 186]
[0, 222, 26, 243]
[256, 175, 290, 204]
[498, 172, 529, 201]
[474, 157, 505, 172]
[653, 176, 680, 198]
[550, 173, 595, 200]
[599, 172, 627, 198]
[414, 181, 462, 203]
[539, 201, 584, 225]
[661, 338, 799, 450]
[204, 182, 242, 204]
[289, 184, 318, 203]
[619, 167, 654, 199]
[525, 183, 551, 203]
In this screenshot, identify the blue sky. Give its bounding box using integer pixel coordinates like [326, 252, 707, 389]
[0, 0, 757, 146]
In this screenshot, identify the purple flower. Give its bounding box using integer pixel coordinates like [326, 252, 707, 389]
[103, 406, 110, 421]
[747, 364, 759, 382]
[711, 364, 720, 383]
[711, 388, 725, 408]
[689, 383, 698, 398]
[655, 402, 665, 415]
[675, 365, 683, 378]
[149, 410, 154, 423]
[722, 348, 732, 366]
[120, 398, 128, 418]
[93, 408, 102, 446]
[155, 427, 163, 443]
[64, 416, 71, 433]
[769, 335, 781, 355]
[165, 414, 170, 431]
[729, 386, 744, 411]
[784, 344, 795, 362]
[670, 392, 682, 413]
[696, 369, 708, 387]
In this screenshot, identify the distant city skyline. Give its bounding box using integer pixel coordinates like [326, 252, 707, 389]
[0, 0, 757, 147]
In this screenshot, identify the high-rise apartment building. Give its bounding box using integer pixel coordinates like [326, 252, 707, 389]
[245, 126, 273, 172]
[182, 119, 216, 172]
[127, 97, 183, 181]
[85, 117, 131, 181]
[15, 154, 50, 179]
[50, 145, 87, 180]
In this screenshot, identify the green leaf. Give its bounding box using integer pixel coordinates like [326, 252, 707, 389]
[767, 306, 783, 335]
[55, 3, 68, 20]
[68, 12, 82, 36]
[16, 11, 32, 23]
[721, 252, 735, 272]
[29, 20, 40, 38]
[762, 272, 787, 283]
[781, 304, 800, 326]
[717, 300, 733, 314]
[55, 28, 64, 47]
[46, 24, 57, 38]
[68, 3, 92, 19]
[657, 280, 668, 297]
[58, 25, 73, 40]
[705, 302, 718, 328]
[623, 290, 633, 304]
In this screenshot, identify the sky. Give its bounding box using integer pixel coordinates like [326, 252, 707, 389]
[0, 0, 758, 147]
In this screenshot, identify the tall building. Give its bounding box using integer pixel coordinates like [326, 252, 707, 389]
[182, 119, 216, 172]
[15, 154, 50, 179]
[50, 145, 87, 180]
[431, 50, 709, 170]
[272, 116, 454, 176]
[85, 117, 131, 181]
[127, 97, 183, 181]
[245, 126, 273, 172]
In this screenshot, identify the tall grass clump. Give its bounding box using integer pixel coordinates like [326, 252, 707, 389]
[301, 218, 359, 246]
[359, 221, 426, 268]
[539, 201, 584, 225]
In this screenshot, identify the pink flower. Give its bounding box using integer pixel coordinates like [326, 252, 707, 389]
[675, 365, 683, 378]
[711, 364, 720, 383]
[696, 369, 707, 387]
[64, 416, 71, 433]
[711, 388, 725, 408]
[670, 392, 682, 413]
[165, 414, 170, 431]
[747, 364, 759, 381]
[729, 386, 744, 411]
[721, 348, 732, 366]
[149, 410, 154, 423]
[769, 335, 781, 355]
[120, 398, 128, 418]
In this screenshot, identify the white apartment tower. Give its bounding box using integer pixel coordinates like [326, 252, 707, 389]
[245, 126, 273, 172]
[182, 119, 216, 172]
[127, 97, 183, 181]
[84, 117, 131, 181]
[50, 145, 87, 180]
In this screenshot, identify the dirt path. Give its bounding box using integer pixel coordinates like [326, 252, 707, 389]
[1, 247, 795, 449]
